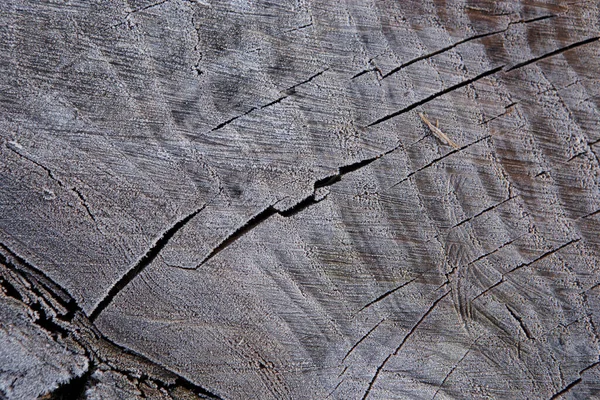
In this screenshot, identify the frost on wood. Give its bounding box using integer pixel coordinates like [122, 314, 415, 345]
[1, 0, 600, 399]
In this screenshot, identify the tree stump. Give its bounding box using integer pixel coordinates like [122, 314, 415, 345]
[1, 0, 599, 399]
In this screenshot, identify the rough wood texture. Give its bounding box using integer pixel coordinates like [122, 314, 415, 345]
[1, 0, 600, 399]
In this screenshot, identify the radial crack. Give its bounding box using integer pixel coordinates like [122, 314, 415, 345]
[381, 15, 554, 81]
[368, 66, 504, 127]
[472, 238, 580, 302]
[506, 304, 533, 340]
[342, 318, 386, 363]
[506, 37, 600, 72]
[361, 291, 451, 399]
[359, 278, 417, 312]
[189, 143, 405, 269]
[89, 204, 208, 321]
[451, 195, 516, 229]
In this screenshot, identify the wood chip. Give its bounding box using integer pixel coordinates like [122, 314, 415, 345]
[419, 112, 460, 149]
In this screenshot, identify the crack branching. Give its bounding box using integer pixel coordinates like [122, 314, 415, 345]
[1, 261, 224, 400]
[89, 204, 208, 321]
[190, 143, 404, 270]
[0, 242, 75, 309]
[361, 291, 451, 399]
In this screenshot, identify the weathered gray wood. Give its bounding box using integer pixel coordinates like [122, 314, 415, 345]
[1, 0, 600, 398]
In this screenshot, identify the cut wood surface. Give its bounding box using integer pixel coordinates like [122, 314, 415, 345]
[1, 0, 600, 399]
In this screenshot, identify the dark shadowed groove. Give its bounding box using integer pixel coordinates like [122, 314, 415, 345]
[342, 318, 386, 362]
[381, 15, 554, 80]
[359, 278, 417, 311]
[210, 107, 257, 131]
[549, 378, 582, 399]
[43, 364, 95, 400]
[194, 206, 278, 269]
[451, 196, 516, 229]
[361, 291, 451, 399]
[368, 66, 504, 127]
[89, 204, 208, 321]
[389, 135, 492, 189]
[382, 31, 506, 80]
[192, 144, 405, 269]
[0, 242, 74, 308]
[284, 68, 329, 93]
[506, 37, 600, 72]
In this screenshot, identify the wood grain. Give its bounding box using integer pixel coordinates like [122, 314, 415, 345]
[1, 0, 599, 398]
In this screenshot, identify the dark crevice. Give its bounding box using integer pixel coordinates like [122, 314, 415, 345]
[567, 151, 587, 162]
[506, 37, 600, 72]
[481, 101, 518, 125]
[0, 276, 23, 302]
[209, 69, 327, 132]
[6, 145, 64, 187]
[506, 304, 533, 340]
[0, 242, 74, 309]
[284, 68, 329, 94]
[381, 15, 553, 81]
[193, 206, 278, 269]
[210, 107, 257, 132]
[279, 194, 320, 218]
[505, 238, 580, 276]
[361, 291, 451, 400]
[473, 239, 580, 302]
[549, 378, 582, 399]
[191, 144, 403, 270]
[581, 209, 600, 219]
[170, 377, 222, 399]
[43, 363, 96, 400]
[452, 195, 516, 229]
[580, 361, 600, 375]
[390, 135, 491, 189]
[71, 187, 98, 225]
[284, 22, 313, 33]
[95, 335, 222, 399]
[261, 95, 288, 109]
[30, 301, 70, 339]
[510, 14, 555, 25]
[382, 32, 506, 80]
[369, 66, 504, 127]
[467, 237, 518, 267]
[359, 278, 417, 312]
[342, 318, 386, 362]
[89, 204, 208, 321]
[127, 0, 171, 16]
[0, 262, 222, 399]
[351, 68, 381, 80]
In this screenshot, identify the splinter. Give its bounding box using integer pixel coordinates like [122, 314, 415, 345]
[418, 112, 460, 149]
